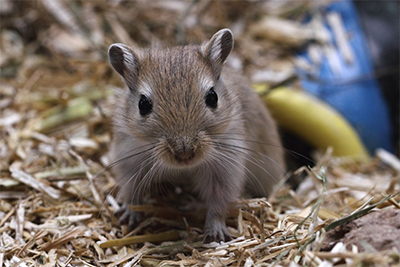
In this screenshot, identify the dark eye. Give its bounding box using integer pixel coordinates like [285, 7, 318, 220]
[138, 94, 152, 116]
[205, 87, 218, 109]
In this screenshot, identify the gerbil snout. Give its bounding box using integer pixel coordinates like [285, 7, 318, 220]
[164, 135, 204, 167]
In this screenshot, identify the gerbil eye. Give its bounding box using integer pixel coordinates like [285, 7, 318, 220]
[205, 87, 218, 109]
[138, 95, 152, 116]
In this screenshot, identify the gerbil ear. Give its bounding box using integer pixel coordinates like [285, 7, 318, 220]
[202, 29, 234, 78]
[108, 43, 139, 89]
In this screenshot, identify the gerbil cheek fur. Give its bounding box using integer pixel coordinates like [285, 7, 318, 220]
[107, 29, 285, 243]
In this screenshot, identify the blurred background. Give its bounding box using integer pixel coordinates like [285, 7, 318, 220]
[1, 0, 399, 175]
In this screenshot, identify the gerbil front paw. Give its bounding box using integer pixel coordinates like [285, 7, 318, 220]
[203, 221, 232, 244]
[115, 204, 143, 230]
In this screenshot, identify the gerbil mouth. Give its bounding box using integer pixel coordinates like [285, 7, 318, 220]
[174, 151, 196, 165]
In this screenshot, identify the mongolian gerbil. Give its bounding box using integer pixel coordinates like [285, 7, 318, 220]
[108, 29, 284, 243]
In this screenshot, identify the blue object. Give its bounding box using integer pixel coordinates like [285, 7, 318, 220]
[297, 0, 393, 154]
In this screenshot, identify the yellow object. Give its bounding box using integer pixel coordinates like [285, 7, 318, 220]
[261, 87, 369, 160]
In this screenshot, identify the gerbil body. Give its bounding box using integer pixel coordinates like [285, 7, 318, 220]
[108, 29, 284, 243]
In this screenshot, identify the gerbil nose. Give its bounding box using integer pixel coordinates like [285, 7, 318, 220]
[172, 136, 196, 163]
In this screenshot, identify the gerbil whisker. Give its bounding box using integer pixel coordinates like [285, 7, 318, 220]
[215, 142, 272, 176]
[211, 143, 270, 196]
[132, 144, 170, 204]
[214, 134, 315, 165]
[152, 149, 174, 202]
[93, 142, 158, 182]
[128, 155, 157, 205]
[214, 141, 266, 165]
[113, 153, 153, 208]
[90, 143, 157, 217]
[154, 162, 172, 203]
[210, 136, 285, 172]
[207, 150, 237, 178]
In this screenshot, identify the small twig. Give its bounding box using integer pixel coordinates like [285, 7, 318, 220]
[69, 149, 103, 206]
[99, 230, 181, 248]
[293, 166, 327, 247]
[10, 166, 61, 199]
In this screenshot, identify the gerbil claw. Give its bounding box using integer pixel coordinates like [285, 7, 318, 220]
[203, 225, 232, 244]
[115, 204, 142, 230]
[204, 232, 232, 244]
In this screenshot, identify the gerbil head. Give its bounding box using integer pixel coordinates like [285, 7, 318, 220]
[108, 29, 238, 168]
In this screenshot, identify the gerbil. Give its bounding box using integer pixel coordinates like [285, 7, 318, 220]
[108, 29, 285, 243]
